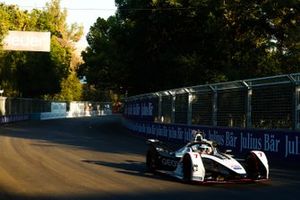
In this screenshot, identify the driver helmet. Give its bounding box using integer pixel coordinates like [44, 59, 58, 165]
[199, 144, 212, 154]
[192, 130, 204, 142]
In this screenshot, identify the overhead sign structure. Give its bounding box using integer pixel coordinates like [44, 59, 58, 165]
[2, 31, 51, 52]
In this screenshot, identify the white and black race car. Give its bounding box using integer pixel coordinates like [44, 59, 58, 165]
[146, 132, 269, 183]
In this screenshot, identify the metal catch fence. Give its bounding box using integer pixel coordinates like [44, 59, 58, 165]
[125, 73, 300, 130]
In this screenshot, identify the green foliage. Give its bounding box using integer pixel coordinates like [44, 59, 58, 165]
[0, 4, 9, 42]
[80, 0, 300, 97]
[53, 72, 82, 101]
[0, 0, 84, 100]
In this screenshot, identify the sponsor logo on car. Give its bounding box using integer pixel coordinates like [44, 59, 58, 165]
[161, 158, 178, 167]
[231, 165, 242, 170]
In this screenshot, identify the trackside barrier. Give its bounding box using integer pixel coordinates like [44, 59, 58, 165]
[124, 73, 300, 164]
[0, 97, 112, 123]
[124, 119, 299, 162]
[32, 102, 112, 120]
[0, 114, 30, 123]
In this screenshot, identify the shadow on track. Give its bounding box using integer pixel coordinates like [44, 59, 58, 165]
[0, 116, 147, 156]
[1, 180, 299, 200]
[81, 159, 180, 184]
[0, 116, 299, 200]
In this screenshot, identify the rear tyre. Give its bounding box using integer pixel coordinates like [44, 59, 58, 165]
[146, 147, 158, 172]
[182, 154, 192, 182]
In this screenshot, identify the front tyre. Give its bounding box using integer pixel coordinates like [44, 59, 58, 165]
[182, 154, 192, 182]
[146, 147, 158, 172]
[245, 152, 267, 179]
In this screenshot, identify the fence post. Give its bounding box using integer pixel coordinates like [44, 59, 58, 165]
[288, 75, 299, 130]
[158, 94, 162, 122]
[243, 81, 252, 128]
[171, 93, 176, 123]
[187, 92, 193, 125]
[294, 86, 300, 130]
[0, 97, 6, 116]
[210, 86, 218, 126]
[8, 98, 12, 115]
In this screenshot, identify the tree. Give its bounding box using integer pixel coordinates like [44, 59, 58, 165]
[53, 72, 82, 101]
[0, 0, 84, 100]
[79, 16, 129, 101]
[80, 0, 300, 97]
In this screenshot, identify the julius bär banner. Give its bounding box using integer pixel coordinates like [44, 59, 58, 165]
[124, 119, 300, 161]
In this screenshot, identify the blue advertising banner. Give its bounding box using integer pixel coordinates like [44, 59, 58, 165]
[0, 114, 29, 124]
[124, 118, 300, 162]
[124, 100, 156, 122]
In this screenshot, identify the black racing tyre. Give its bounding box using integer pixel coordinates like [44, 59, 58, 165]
[182, 154, 192, 182]
[146, 147, 158, 172]
[245, 152, 261, 179]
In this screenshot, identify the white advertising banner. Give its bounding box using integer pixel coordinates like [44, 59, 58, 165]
[3, 31, 51, 52]
[51, 102, 67, 113]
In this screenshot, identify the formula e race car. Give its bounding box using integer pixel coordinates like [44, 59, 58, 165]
[146, 132, 269, 183]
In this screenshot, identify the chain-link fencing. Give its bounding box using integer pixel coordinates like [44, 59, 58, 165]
[125, 73, 300, 130]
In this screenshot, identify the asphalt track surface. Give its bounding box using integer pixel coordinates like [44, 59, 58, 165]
[0, 116, 299, 200]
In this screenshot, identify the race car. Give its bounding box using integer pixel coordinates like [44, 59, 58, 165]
[146, 131, 269, 183]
